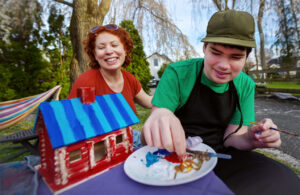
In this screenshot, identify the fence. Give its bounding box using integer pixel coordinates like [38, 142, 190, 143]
[247, 67, 300, 95]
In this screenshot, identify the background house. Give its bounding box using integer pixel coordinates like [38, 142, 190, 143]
[147, 52, 172, 81]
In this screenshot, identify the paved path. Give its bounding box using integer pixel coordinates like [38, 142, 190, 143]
[255, 98, 300, 159]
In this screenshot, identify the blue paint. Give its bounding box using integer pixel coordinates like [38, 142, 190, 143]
[145, 149, 172, 167]
[256, 131, 262, 135]
[145, 152, 162, 167]
[153, 149, 171, 156]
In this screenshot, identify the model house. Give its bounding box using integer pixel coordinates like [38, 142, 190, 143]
[35, 88, 139, 194]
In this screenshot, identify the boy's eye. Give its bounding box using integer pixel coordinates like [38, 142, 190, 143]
[232, 56, 242, 60]
[212, 52, 220, 55]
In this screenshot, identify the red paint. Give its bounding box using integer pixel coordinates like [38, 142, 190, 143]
[164, 153, 182, 163]
[77, 87, 96, 104]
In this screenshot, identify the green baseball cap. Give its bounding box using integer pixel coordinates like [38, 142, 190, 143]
[201, 10, 256, 48]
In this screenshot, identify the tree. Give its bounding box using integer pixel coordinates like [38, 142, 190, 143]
[0, 0, 11, 43]
[43, 5, 73, 98]
[290, 0, 300, 53]
[273, 0, 297, 67]
[0, 0, 55, 100]
[53, 0, 198, 86]
[120, 20, 152, 94]
[157, 63, 170, 79]
[257, 0, 266, 69]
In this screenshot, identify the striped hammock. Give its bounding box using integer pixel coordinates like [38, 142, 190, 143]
[0, 85, 62, 131]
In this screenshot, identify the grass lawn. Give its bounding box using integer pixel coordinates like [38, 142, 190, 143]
[132, 104, 151, 131]
[266, 82, 300, 89]
[0, 119, 35, 162]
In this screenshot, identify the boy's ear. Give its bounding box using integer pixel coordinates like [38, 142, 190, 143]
[203, 43, 207, 53]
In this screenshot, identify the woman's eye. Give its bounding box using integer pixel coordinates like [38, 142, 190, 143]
[212, 52, 220, 55]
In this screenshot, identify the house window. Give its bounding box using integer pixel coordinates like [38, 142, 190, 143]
[94, 141, 106, 162]
[154, 58, 158, 67]
[69, 149, 81, 163]
[116, 134, 123, 144]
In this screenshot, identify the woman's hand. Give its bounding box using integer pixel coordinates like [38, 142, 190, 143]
[248, 118, 281, 148]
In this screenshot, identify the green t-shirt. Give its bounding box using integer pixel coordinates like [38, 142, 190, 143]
[152, 58, 255, 125]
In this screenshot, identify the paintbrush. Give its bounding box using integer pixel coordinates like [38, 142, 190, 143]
[249, 121, 299, 137]
[186, 149, 232, 159]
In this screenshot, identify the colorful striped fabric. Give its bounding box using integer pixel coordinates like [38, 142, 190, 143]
[39, 93, 140, 149]
[0, 85, 62, 131]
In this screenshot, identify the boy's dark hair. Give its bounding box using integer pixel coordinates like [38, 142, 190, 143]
[204, 42, 252, 57]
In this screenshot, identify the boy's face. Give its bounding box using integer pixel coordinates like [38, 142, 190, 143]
[203, 43, 247, 84]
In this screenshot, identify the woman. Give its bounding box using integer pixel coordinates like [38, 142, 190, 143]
[68, 24, 152, 146]
[68, 24, 152, 110]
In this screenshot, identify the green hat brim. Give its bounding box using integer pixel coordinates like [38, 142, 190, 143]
[201, 37, 256, 48]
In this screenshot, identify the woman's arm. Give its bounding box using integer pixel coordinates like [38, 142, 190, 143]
[134, 88, 153, 109]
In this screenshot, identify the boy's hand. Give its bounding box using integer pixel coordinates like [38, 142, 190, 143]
[249, 118, 281, 148]
[142, 106, 186, 158]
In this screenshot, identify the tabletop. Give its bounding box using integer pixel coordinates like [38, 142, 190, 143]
[38, 163, 234, 195]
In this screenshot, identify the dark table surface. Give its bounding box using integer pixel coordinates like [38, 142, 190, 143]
[38, 164, 234, 195]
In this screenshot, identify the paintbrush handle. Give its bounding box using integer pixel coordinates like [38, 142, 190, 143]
[186, 149, 232, 159]
[270, 127, 299, 137]
[249, 121, 299, 137]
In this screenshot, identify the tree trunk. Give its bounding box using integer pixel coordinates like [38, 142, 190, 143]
[257, 0, 266, 69]
[69, 0, 112, 85]
[254, 48, 259, 70]
[290, 0, 300, 52]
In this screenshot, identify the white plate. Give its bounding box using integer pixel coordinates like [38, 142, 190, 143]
[124, 143, 217, 186]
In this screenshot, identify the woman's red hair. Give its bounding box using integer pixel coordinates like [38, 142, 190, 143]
[84, 25, 134, 69]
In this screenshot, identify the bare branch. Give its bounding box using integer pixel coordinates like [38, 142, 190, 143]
[53, 0, 73, 7]
[212, 0, 222, 11]
[137, 2, 194, 57]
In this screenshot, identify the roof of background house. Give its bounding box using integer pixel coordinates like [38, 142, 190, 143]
[147, 52, 173, 63]
[38, 93, 139, 149]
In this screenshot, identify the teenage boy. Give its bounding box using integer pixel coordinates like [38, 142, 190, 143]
[142, 10, 300, 194]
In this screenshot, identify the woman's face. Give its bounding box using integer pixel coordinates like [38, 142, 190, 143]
[94, 32, 126, 71]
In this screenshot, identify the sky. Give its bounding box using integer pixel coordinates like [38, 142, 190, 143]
[48, 0, 280, 61]
[164, 0, 210, 57]
[161, 0, 280, 60]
